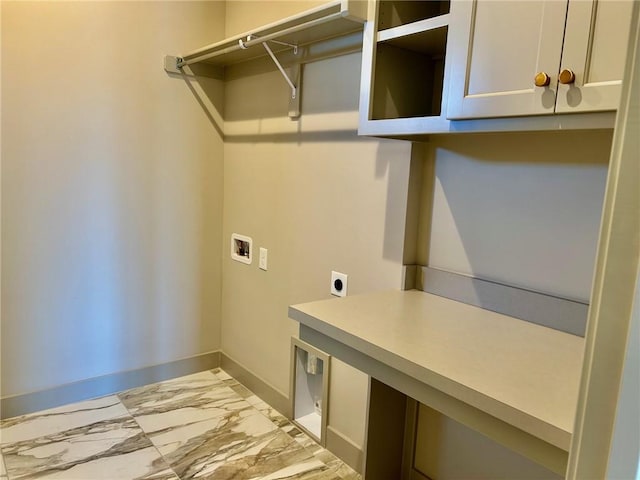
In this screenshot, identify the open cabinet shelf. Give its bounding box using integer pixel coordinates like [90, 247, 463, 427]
[377, 0, 450, 31]
[377, 14, 450, 43]
[359, 0, 452, 136]
[372, 24, 448, 120]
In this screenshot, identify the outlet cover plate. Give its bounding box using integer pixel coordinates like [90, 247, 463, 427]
[331, 271, 348, 297]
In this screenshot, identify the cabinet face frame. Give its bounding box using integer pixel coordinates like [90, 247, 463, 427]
[566, 2, 640, 476]
[446, 0, 567, 119]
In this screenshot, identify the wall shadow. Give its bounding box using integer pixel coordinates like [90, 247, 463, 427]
[414, 130, 613, 303]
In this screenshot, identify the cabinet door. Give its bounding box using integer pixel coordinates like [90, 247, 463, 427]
[447, 0, 567, 119]
[556, 0, 633, 113]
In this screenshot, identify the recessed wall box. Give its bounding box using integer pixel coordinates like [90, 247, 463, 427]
[290, 337, 330, 446]
[231, 233, 252, 264]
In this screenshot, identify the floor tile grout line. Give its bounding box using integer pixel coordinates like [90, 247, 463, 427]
[0, 371, 220, 480]
[207, 368, 348, 466]
[114, 370, 228, 480]
[207, 370, 348, 475]
[114, 393, 183, 480]
[216, 376, 362, 479]
[1, 369, 360, 480]
[114, 368, 288, 480]
[198, 370, 344, 477]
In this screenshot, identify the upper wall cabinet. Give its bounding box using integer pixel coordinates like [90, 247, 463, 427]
[358, 0, 452, 136]
[446, 0, 634, 120]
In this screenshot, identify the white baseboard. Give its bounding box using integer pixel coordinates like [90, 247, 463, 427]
[326, 425, 365, 473]
[220, 352, 290, 417]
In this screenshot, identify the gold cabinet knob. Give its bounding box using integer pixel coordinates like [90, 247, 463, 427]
[534, 72, 551, 87]
[559, 69, 576, 84]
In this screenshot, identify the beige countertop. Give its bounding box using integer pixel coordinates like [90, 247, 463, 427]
[289, 289, 585, 451]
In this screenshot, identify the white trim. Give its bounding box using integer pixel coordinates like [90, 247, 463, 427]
[567, 3, 640, 477]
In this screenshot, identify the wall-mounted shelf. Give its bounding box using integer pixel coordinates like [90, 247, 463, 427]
[164, 0, 366, 118]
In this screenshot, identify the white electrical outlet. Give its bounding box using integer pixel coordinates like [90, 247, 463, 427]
[330, 271, 348, 297]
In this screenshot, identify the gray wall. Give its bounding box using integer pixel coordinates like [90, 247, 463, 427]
[411, 131, 611, 478]
[1, 1, 225, 397]
[221, 50, 412, 448]
[422, 131, 611, 302]
[218, 1, 414, 451]
[1, 2, 616, 475]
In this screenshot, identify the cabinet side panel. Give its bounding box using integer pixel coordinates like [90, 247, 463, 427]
[363, 378, 407, 480]
[372, 44, 438, 119]
[413, 405, 564, 479]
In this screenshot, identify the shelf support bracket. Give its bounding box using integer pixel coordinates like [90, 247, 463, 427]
[263, 42, 301, 119]
[286, 62, 302, 119]
[238, 35, 301, 119]
[262, 41, 297, 99]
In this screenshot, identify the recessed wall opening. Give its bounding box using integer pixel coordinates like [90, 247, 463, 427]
[372, 26, 448, 120]
[290, 337, 330, 445]
[231, 233, 252, 265]
[377, 1, 450, 31]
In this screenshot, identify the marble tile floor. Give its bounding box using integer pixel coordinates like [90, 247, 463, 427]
[0, 369, 361, 480]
